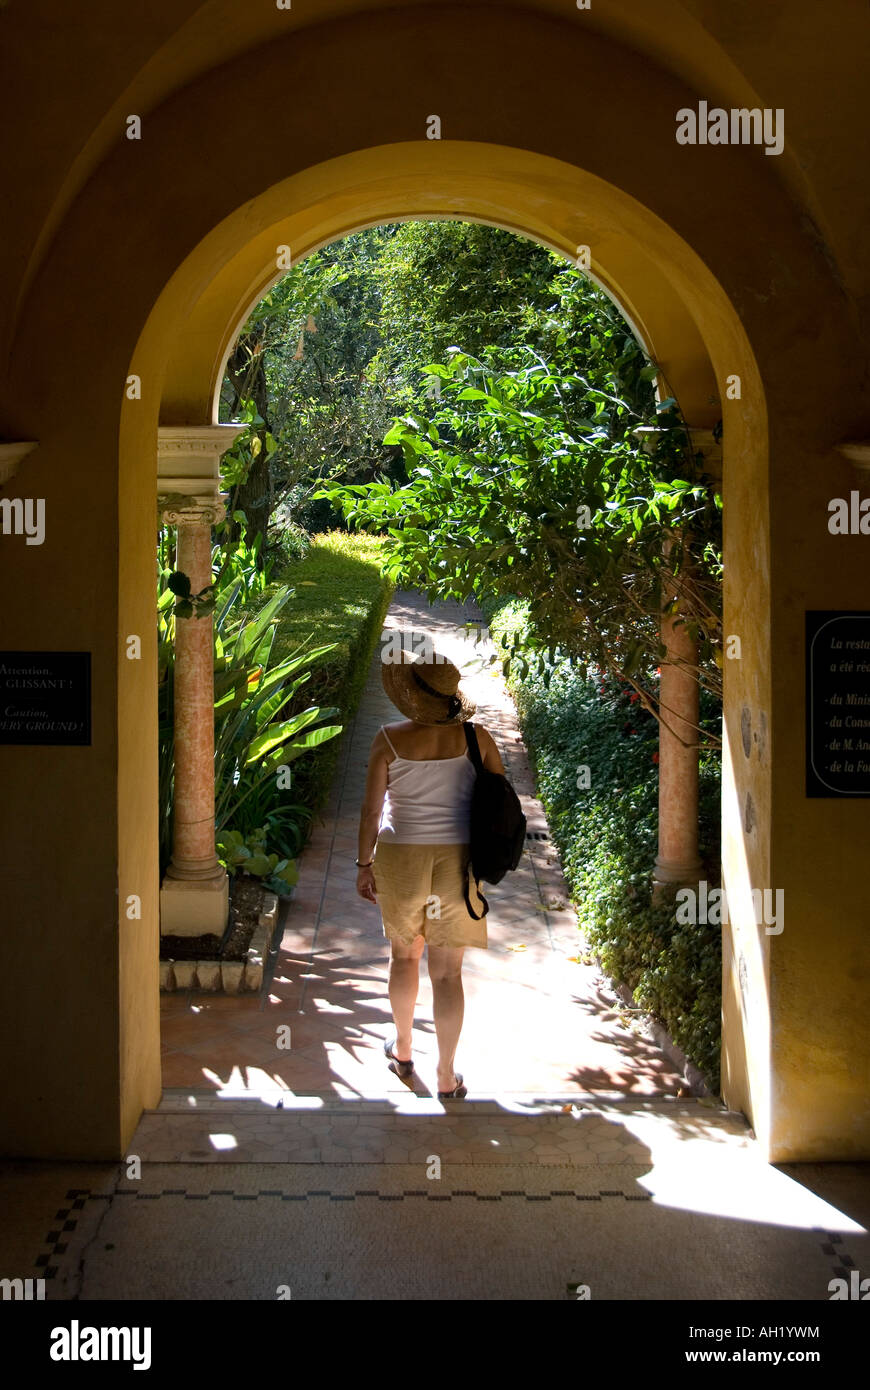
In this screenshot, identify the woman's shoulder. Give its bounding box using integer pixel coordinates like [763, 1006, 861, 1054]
[372, 721, 415, 755]
[468, 720, 493, 745]
[378, 720, 416, 742]
[468, 722, 503, 771]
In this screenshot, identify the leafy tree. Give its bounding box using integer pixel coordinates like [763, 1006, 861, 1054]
[219, 255, 344, 547]
[218, 222, 569, 552]
[369, 219, 558, 407]
[318, 266, 723, 745]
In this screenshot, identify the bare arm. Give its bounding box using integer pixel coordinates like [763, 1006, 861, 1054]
[356, 730, 390, 901]
[477, 725, 505, 775]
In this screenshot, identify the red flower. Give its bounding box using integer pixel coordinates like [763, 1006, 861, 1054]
[652, 751, 659, 764]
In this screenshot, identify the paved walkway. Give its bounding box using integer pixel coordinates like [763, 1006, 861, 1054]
[159, 589, 688, 1122]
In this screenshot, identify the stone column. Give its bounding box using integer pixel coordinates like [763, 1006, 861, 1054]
[648, 427, 720, 891]
[157, 425, 245, 936]
[653, 543, 704, 887]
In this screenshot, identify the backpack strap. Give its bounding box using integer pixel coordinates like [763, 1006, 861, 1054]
[462, 720, 484, 773]
[462, 723, 488, 919]
[463, 866, 489, 921]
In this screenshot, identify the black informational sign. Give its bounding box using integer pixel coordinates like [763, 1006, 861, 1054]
[0, 651, 91, 745]
[806, 612, 870, 797]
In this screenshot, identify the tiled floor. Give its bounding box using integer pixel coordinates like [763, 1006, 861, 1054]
[158, 589, 688, 1136]
[4, 1153, 867, 1301]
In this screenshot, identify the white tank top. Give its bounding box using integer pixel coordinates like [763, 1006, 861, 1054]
[377, 725, 477, 844]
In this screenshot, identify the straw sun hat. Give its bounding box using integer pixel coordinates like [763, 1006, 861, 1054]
[381, 648, 476, 724]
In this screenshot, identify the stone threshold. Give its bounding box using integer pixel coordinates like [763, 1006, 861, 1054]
[159, 891, 279, 994]
[132, 1090, 754, 1165]
[155, 1087, 740, 1120]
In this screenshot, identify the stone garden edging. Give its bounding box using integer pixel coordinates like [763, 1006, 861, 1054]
[159, 890, 280, 994]
[607, 974, 713, 1098]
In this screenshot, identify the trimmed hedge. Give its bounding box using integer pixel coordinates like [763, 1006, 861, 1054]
[265, 532, 394, 822]
[481, 595, 722, 1089]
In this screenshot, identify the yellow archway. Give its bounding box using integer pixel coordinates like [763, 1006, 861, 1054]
[3, 2, 865, 1164]
[155, 144, 722, 427]
[120, 137, 769, 1153]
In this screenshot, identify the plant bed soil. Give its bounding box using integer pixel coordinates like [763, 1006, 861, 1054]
[160, 875, 264, 963]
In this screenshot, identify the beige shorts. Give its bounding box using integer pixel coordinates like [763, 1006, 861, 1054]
[374, 840, 488, 949]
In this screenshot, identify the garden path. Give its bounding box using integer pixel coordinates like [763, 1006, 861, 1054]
[160, 589, 688, 1106]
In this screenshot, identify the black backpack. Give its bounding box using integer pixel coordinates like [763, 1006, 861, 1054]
[462, 722, 527, 920]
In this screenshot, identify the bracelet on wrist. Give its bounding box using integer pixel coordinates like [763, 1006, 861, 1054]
[355, 857, 374, 868]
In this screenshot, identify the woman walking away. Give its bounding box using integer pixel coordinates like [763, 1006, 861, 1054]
[355, 646, 504, 1099]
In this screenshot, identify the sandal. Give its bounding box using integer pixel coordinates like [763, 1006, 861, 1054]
[437, 1072, 467, 1100]
[384, 1036, 414, 1079]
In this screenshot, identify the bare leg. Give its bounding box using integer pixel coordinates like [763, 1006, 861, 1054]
[428, 945, 465, 1091]
[388, 936, 425, 1061]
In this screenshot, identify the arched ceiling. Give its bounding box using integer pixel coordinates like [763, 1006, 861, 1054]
[2, 0, 867, 347]
[148, 141, 733, 428]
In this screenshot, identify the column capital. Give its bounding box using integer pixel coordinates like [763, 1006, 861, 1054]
[157, 423, 247, 515]
[157, 423, 247, 458]
[0, 440, 38, 486]
[157, 492, 227, 526]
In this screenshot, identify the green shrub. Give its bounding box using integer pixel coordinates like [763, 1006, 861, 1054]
[211, 585, 343, 836]
[217, 828, 299, 898]
[484, 595, 722, 1088]
[269, 521, 312, 568]
[263, 532, 394, 818]
[158, 546, 343, 877]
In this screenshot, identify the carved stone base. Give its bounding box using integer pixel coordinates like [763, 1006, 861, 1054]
[160, 871, 229, 937]
[652, 856, 704, 902]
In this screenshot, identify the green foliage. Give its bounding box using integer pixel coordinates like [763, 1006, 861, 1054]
[212, 520, 276, 598]
[157, 533, 344, 876]
[255, 532, 395, 816]
[216, 828, 299, 898]
[218, 230, 405, 545]
[485, 596, 722, 1088]
[319, 266, 723, 737]
[269, 521, 311, 567]
[157, 580, 178, 866]
[219, 769, 310, 862]
[219, 398, 275, 491]
[217, 222, 598, 550]
[369, 220, 559, 409]
[211, 584, 343, 836]
[267, 533, 393, 672]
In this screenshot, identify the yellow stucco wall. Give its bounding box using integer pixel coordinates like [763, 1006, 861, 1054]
[0, 1, 867, 1162]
